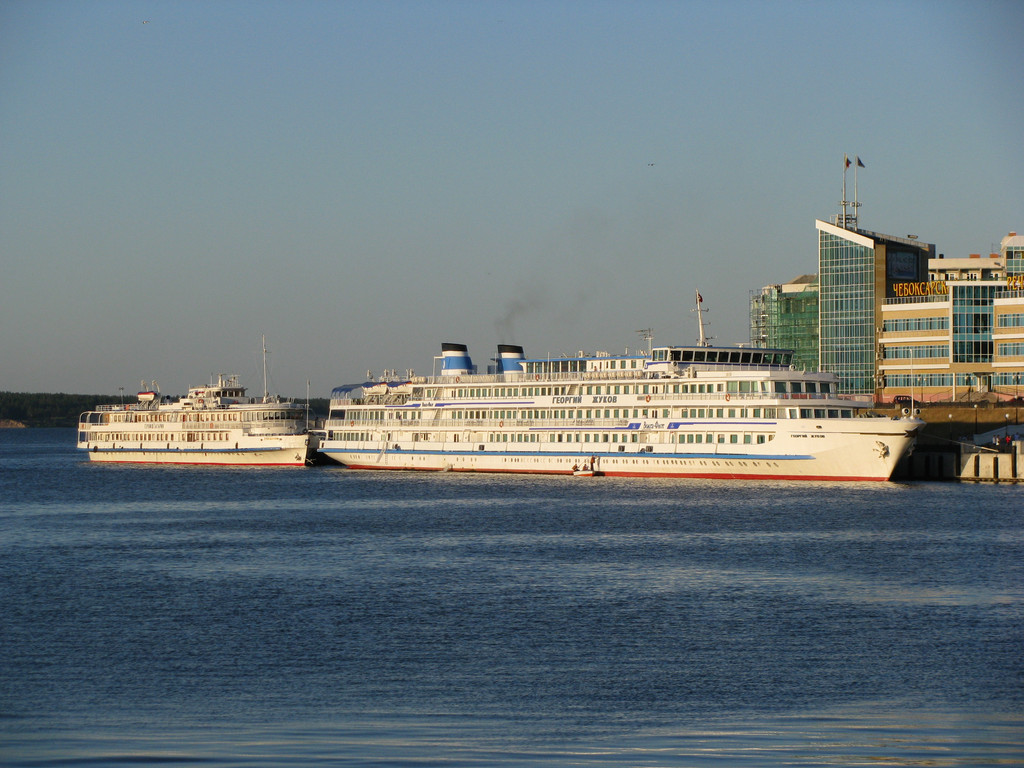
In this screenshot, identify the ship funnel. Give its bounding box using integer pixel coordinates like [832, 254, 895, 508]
[496, 344, 526, 374]
[440, 342, 475, 376]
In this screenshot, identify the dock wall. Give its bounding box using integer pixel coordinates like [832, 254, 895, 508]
[896, 443, 1022, 483]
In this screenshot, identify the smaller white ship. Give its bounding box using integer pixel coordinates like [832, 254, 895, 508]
[78, 348, 317, 465]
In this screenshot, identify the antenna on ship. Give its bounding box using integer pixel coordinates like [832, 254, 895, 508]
[262, 334, 270, 403]
[694, 290, 712, 347]
[635, 328, 654, 356]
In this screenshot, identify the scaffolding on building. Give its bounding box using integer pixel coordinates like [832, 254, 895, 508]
[750, 276, 820, 372]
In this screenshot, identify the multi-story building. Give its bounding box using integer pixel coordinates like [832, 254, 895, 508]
[752, 221, 1024, 404]
[815, 219, 935, 398]
[879, 232, 1024, 403]
[749, 275, 819, 372]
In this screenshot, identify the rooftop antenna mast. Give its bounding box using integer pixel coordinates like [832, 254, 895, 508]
[635, 328, 654, 356]
[840, 154, 850, 228]
[694, 290, 712, 347]
[840, 153, 864, 230]
[852, 155, 864, 228]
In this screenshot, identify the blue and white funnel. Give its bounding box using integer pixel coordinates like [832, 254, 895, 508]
[496, 344, 526, 374]
[440, 343, 475, 377]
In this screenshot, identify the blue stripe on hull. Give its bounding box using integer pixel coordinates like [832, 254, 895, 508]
[319, 448, 812, 462]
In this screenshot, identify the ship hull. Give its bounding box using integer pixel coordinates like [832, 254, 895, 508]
[319, 423, 916, 481]
[83, 435, 317, 466]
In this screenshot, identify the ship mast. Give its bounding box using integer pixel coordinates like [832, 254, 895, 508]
[694, 290, 711, 347]
[635, 328, 654, 357]
[262, 334, 270, 403]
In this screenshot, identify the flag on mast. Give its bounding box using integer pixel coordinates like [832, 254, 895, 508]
[845, 154, 851, 169]
[856, 156, 865, 168]
[696, 290, 703, 304]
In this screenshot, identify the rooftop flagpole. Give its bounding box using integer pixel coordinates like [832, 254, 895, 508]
[841, 154, 851, 228]
[852, 156, 865, 229]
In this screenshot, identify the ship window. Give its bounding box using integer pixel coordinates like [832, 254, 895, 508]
[681, 350, 694, 362]
[814, 409, 826, 418]
[791, 382, 803, 394]
[801, 408, 813, 418]
[730, 434, 739, 443]
[805, 382, 817, 394]
[727, 381, 739, 393]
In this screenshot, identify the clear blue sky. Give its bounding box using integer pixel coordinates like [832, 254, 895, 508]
[2, 0, 1021, 397]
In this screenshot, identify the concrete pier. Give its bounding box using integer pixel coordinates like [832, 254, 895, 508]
[958, 444, 1021, 483]
[897, 444, 1022, 482]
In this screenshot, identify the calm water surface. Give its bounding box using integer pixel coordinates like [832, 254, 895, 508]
[1, 429, 1022, 766]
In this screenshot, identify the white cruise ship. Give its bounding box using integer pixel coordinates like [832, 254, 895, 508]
[318, 299, 923, 481]
[78, 373, 318, 466]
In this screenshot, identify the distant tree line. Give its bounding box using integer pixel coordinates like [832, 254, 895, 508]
[0, 392, 330, 428]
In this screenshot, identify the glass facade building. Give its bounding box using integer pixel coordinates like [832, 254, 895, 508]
[756, 226, 1022, 403]
[816, 220, 936, 397]
[816, 223, 882, 396]
[749, 276, 819, 372]
[952, 284, 996, 363]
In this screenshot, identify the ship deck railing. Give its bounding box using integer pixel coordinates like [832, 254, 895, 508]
[324, 406, 879, 432]
[335, 364, 827, 395]
[330, 391, 867, 409]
